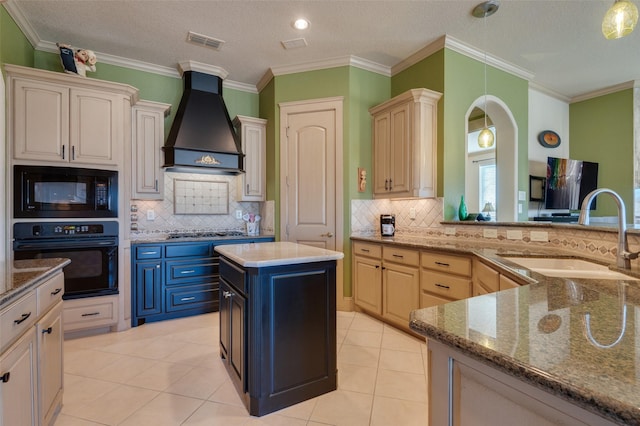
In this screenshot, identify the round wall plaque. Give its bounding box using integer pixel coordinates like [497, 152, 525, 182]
[538, 130, 561, 148]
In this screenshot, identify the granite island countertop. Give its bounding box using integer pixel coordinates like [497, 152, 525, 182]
[354, 234, 640, 424]
[215, 241, 344, 268]
[1, 258, 71, 308]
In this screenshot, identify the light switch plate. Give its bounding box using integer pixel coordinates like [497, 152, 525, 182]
[506, 230, 523, 240]
[147, 209, 155, 221]
[518, 191, 526, 201]
[236, 210, 243, 219]
[444, 227, 456, 236]
[483, 229, 498, 239]
[409, 208, 416, 220]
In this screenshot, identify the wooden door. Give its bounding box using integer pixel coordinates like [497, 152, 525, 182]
[388, 102, 411, 196]
[280, 98, 343, 250]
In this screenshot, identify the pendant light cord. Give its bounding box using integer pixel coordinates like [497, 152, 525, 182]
[483, 11, 488, 129]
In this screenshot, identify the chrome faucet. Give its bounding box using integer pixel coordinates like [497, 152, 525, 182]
[578, 188, 638, 269]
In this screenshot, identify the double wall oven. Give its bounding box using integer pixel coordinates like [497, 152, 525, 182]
[13, 165, 119, 300]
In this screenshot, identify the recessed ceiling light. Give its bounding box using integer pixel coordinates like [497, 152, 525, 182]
[293, 18, 310, 30]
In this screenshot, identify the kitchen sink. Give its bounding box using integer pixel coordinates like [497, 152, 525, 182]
[502, 257, 638, 280]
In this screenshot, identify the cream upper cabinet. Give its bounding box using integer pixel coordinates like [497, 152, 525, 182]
[6, 64, 137, 167]
[370, 88, 442, 199]
[131, 100, 170, 200]
[234, 115, 267, 201]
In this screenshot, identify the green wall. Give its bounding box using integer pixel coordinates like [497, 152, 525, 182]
[569, 89, 634, 219]
[1, 7, 34, 67]
[391, 48, 529, 220]
[260, 66, 389, 297]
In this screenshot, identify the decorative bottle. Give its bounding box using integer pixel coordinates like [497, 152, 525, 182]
[458, 195, 468, 221]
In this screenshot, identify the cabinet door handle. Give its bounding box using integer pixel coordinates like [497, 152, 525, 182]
[0, 372, 10, 383]
[385, 179, 389, 190]
[181, 297, 196, 302]
[435, 283, 450, 290]
[246, 184, 250, 194]
[14, 312, 31, 325]
[435, 261, 450, 267]
[42, 327, 53, 335]
[389, 178, 393, 190]
[155, 180, 158, 191]
[375, 265, 380, 269]
[392, 254, 404, 258]
[156, 265, 160, 269]
[71, 145, 75, 160]
[141, 251, 158, 255]
[61, 145, 65, 160]
[180, 270, 196, 274]
[51, 288, 62, 295]
[223, 291, 233, 298]
[81, 312, 100, 317]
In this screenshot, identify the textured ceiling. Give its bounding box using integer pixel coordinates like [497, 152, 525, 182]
[7, 0, 640, 99]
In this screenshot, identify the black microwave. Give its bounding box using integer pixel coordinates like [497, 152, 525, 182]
[14, 165, 118, 218]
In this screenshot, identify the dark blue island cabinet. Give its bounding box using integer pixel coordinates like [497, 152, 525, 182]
[131, 237, 274, 326]
[216, 242, 344, 416]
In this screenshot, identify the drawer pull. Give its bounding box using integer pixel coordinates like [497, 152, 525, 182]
[375, 265, 380, 269]
[42, 327, 53, 335]
[181, 270, 196, 274]
[435, 283, 450, 290]
[51, 288, 63, 296]
[14, 312, 31, 325]
[392, 254, 404, 258]
[434, 261, 450, 267]
[81, 312, 100, 317]
[223, 291, 233, 298]
[0, 372, 10, 383]
[141, 251, 158, 255]
[361, 248, 370, 252]
[181, 297, 196, 302]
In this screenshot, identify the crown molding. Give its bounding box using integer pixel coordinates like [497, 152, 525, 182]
[257, 68, 275, 93]
[391, 35, 447, 75]
[179, 60, 228, 79]
[528, 82, 571, 103]
[570, 80, 637, 103]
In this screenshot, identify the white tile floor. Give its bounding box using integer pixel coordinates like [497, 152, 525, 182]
[54, 311, 429, 425]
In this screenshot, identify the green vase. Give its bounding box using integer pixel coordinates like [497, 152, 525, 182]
[458, 195, 468, 221]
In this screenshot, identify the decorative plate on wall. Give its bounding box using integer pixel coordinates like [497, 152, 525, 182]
[538, 130, 561, 148]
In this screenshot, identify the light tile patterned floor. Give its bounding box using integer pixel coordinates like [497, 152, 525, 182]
[54, 311, 428, 425]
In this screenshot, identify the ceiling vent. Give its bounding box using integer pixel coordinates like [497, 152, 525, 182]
[281, 38, 308, 50]
[187, 31, 225, 51]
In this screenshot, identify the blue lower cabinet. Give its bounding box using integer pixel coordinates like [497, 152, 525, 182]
[131, 238, 274, 326]
[219, 256, 337, 416]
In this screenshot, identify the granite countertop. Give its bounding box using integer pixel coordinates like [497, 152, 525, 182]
[353, 234, 640, 424]
[215, 241, 344, 268]
[1, 258, 71, 308]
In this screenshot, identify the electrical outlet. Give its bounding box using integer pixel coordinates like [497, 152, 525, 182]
[147, 209, 155, 221]
[518, 203, 523, 214]
[483, 229, 498, 239]
[506, 230, 523, 240]
[409, 207, 416, 220]
[530, 231, 549, 242]
[236, 209, 243, 219]
[444, 227, 456, 236]
[518, 191, 526, 201]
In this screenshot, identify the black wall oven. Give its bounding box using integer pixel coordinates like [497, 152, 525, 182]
[13, 221, 118, 299]
[14, 165, 118, 218]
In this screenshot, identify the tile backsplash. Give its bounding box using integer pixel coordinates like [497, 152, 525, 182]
[351, 198, 640, 264]
[130, 171, 273, 235]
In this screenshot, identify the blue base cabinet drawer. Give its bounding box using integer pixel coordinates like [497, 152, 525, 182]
[131, 237, 274, 326]
[165, 260, 217, 285]
[166, 283, 217, 312]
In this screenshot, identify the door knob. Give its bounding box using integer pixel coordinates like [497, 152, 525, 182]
[322, 232, 334, 238]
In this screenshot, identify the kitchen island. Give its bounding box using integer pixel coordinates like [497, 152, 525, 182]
[215, 241, 344, 416]
[410, 277, 640, 425]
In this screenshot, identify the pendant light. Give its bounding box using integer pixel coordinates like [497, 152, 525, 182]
[602, 0, 638, 40]
[472, 1, 498, 149]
